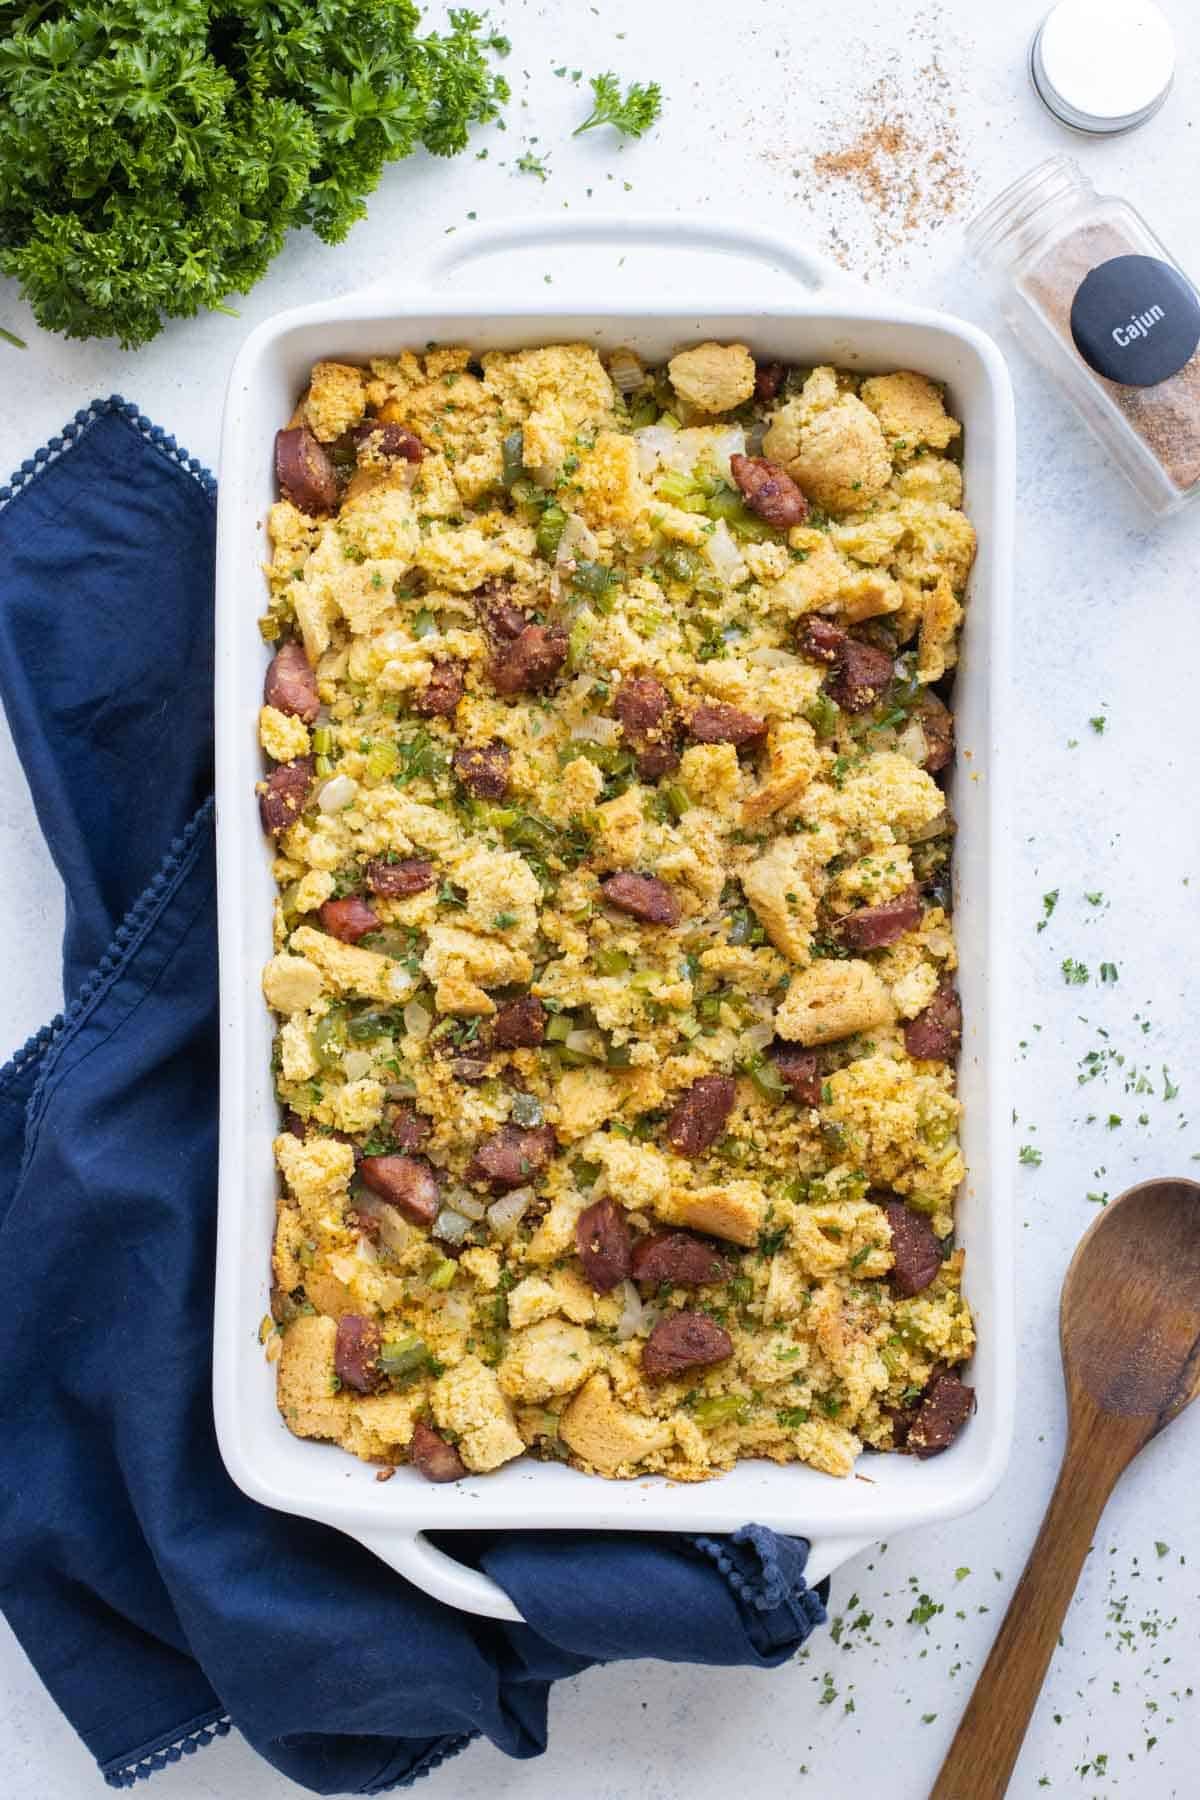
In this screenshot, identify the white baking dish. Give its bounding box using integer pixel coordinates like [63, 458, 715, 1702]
[213, 216, 1016, 1624]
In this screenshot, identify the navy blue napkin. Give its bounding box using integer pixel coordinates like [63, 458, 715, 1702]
[0, 400, 825, 1795]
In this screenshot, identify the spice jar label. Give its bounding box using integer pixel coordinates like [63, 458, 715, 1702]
[1070, 253, 1200, 388]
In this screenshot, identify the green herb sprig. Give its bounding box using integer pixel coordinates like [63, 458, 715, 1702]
[573, 70, 662, 139]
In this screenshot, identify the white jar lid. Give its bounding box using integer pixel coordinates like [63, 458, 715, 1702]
[1031, 0, 1175, 134]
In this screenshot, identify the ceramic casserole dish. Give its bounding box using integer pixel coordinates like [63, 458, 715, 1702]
[214, 216, 1016, 1622]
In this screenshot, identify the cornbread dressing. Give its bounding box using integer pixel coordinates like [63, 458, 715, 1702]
[258, 342, 977, 1484]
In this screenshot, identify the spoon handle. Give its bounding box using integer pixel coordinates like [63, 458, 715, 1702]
[930, 1420, 1130, 1800]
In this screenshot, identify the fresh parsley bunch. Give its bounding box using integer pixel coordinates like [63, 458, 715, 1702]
[0, 2, 509, 347]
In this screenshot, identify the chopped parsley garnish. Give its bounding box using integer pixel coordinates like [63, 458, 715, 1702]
[1037, 889, 1059, 933]
[1018, 1144, 1042, 1167]
[1061, 957, 1089, 985]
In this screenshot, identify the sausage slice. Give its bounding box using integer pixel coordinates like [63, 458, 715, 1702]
[881, 1199, 943, 1297]
[264, 640, 320, 724]
[275, 427, 337, 514]
[575, 1196, 633, 1292]
[630, 1230, 732, 1287]
[908, 1370, 975, 1458]
[318, 896, 380, 944]
[491, 995, 546, 1050]
[600, 872, 680, 927]
[414, 659, 466, 719]
[409, 1418, 467, 1482]
[489, 623, 568, 696]
[833, 885, 923, 951]
[466, 1124, 557, 1191]
[686, 702, 768, 747]
[452, 740, 511, 800]
[366, 857, 434, 898]
[904, 981, 962, 1062]
[915, 691, 954, 772]
[664, 1074, 736, 1157]
[259, 758, 313, 835]
[729, 453, 809, 529]
[828, 638, 894, 713]
[358, 1155, 441, 1226]
[475, 581, 529, 643]
[351, 421, 425, 462]
[771, 1045, 822, 1107]
[613, 675, 680, 780]
[641, 1311, 733, 1380]
[797, 617, 847, 665]
[753, 361, 787, 404]
[335, 1315, 382, 1394]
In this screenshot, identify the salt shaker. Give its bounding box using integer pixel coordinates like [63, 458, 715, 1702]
[967, 155, 1200, 516]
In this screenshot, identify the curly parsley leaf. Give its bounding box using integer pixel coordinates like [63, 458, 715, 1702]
[0, 3, 509, 347]
[573, 70, 662, 139]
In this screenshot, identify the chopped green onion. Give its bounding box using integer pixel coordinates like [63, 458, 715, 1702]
[545, 1013, 575, 1044]
[312, 726, 334, 756]
[314, 754, 334, 777]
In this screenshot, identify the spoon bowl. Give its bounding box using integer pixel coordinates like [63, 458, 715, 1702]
[932, 1178, 1200, 1800]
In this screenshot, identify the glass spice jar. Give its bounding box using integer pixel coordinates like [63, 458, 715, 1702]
[967, 154, 1200, 516]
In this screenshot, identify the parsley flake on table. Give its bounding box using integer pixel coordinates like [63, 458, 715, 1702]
[1061, 957, 1089, 985]
[1037, 889, 1060, 932]
[1018, 1144, 1043, 1167]
[573, 70, 663, 138]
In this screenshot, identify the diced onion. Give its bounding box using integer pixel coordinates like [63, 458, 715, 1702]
[745, 417, 768, 455]
[318, 774, 358, 813]
[569, 715, 620, 747]
[896, 717, 929, 765]
[705, 519, 748, 586]
[608, 348, 645, 394]
[556, 513, 600, 567]
[355, 1235, 379, 1265]
[744, 1021, 774, 1054]
[448, 1188, 487, 1222]
[341, 1049, 374, 1081]
[635, 423, 745, 478]
[403, 998, 432, 1041]
[565, 1027, 607, 1060]
[433, 1207, 473, 1245]
[487, 1187, 533, 1240]
[615, 1279, 644, 1342]
[364, 1202, 417, 1259]
[747, 645, 802, 668]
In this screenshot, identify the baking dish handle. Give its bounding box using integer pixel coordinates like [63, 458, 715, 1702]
[355, 1527, 526, 1622]
[352, 1525, 873, 1621]
[409, 213, 858, 298]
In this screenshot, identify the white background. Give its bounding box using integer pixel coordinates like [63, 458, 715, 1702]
[1, 1, 1198, 1795]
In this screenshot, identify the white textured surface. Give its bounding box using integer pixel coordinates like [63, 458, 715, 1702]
[1, 2, 1198, 1796]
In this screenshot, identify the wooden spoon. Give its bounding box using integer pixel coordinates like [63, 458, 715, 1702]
[931, 1177, 1200, 1800]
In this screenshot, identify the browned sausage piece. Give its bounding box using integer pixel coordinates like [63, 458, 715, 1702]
[729, 453, 810, 529]
[833, 885, 923, 952]
[283, 1109, 307, 1139]
[489, 623, 569, 697]
[275, 426, 338, 514]
[452, 739, 511, 800]
[409, 1417, 468, 1482]
[318, 896, 380, 944]
[466, 1124, 557, 1191]
[915, 691, 954, 772]
[366, 857, 435, 898]
[754, 360, 787, 404]
[575, 1196, 633, 1292]
[613, 675, 680, 780]
[630, 1230, 732, 1286]
[264, 639, 321, 724]
[475, 581, 529, 643]
[828, 638, 894, 714]
[641, 1310, 734, 1380]
[259, 757, 313, 835]
[358, 1154, 441, 1226]
[771, 1044, 822, 1107]
[451, 1055, 491, 1084]
[664, 1074, 736, 1157]
[335, 1314, 382, 1394]
[908, 1370, 975, 1458]
[491, 995, 546, 1050]
[600, 872, 680, 927]
[351, 421, 425, 462]
[385, 1105, 433, 1153]
[904, 981, 962, 1062]
[686, 701, 768, 747]
[796, 617, 848, 666]
[414, 659, 466, 719]
[881, 1199, 944, 1298]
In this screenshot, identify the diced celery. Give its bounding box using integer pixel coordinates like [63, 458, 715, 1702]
[510, 1092, 545, 1127]
[313, 1007, 348, 1071]
[661, 782, 690, 819]
[535, 504, 567, 560]
[412, 607, 437, 638]
[594, 947, 631, 976]
[312, 726, 333, 756]
[501, 429, 524, 489]
[364, 741, 400, 784]
[545, 1013, 575, 1044]
[655, 469, 701, 506]
[380, 1335, 430, 1379]
[692, 1394, 748, 1428]
[738, 1052, 787, 1101]
[314, 754, 333, 777]
[427, 1260, 458, 1292]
